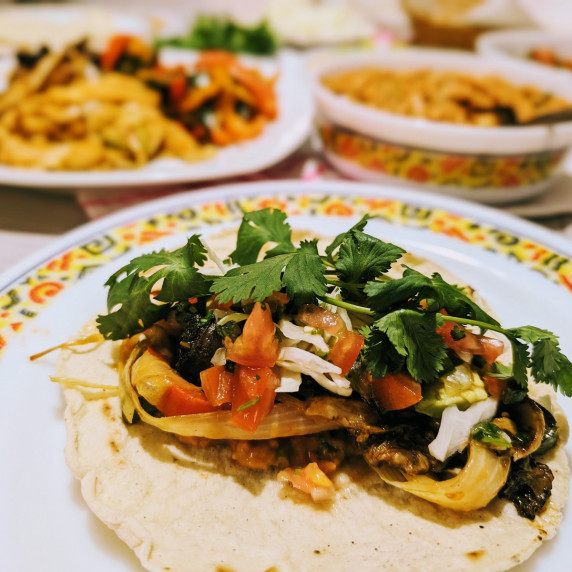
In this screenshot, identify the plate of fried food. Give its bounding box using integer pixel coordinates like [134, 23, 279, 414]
[0, 35, 313, 190]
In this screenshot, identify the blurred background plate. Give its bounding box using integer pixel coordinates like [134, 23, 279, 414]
[0, 48, 313, 191]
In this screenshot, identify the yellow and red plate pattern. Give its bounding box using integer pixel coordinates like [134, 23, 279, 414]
[319, 123, 567, 190]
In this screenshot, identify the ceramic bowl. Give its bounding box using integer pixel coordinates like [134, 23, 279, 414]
[312, 48, 572, 204]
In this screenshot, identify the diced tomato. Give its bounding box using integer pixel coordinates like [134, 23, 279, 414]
[437, 314, 504, 364]
[264, 291, 290, 305]
[277, 462, 334, 502]
[100, 35, 131, 71]
[297, 304, 346, 336]
[157, 381, 217, 416]
[231, 365, 279, 432]
[328, 330, 364, 376]
[169, 74, 187, 104]
[209, 294, 234, 311]
[200, 365, 234, 407]
[226, 302, 279, 367]
[371, 372, 423, 411]
[483, 375, 508, 401]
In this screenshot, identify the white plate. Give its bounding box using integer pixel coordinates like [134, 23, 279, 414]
[0, 180, 571, 571]
[0, 50, 313, 191]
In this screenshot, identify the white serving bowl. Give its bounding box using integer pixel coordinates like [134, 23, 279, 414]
[477, 29, 572, 78]
[312, 48, 572, 204]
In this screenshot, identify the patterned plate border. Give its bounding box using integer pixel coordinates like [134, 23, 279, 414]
[1, 191, 571, 354]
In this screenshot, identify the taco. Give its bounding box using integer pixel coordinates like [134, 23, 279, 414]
[52, 210, 571, 571]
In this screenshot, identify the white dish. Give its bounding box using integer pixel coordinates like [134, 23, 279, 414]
[266, 0, 376, 47]
[0, 180, 571, 571]
[0, 50, 313, 191]
[477, 29, 572, 79]
[311, 48, 572, 202]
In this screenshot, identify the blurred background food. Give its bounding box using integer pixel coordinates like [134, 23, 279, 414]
[312, 49, 572, 203]
[321, 67, 571, 126]
[0, 33, 279, 170]
[0, 0, 572, 270]
[1, 0, 572, 200]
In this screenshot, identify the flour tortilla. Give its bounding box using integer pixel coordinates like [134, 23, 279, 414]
[58, 230, 570, 572]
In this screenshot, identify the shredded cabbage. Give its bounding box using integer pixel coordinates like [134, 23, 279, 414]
[276, 346, 351, 396]
[278, 319, 329, 353]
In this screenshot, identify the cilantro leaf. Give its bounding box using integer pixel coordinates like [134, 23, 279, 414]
[372, 309, 448, 382]
[360, 324, 405, 380]
[282, 240, 327, 304]
[335, 230, 405, 285]
[230, 208, 296, 265]
[324, 214, 371, 263]
[472, 421, 512, 449]
[154, 236, 211, 302]
[210, 253, 294, 304]
[365, 267, 499, 328]
[97, 236, 211, 340]
[508, 337, 531, 389]
[510, 326, 572, 397]
[429, 273, 499, 327]
[365, 267, 433, 312]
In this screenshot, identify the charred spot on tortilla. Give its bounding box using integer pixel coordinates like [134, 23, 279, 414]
[108, 439, 120, 455]
[101, 401, 114, 421]
[465, 550, 485, 560]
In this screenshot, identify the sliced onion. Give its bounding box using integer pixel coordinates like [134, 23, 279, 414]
[122, 342, 340, 440]
[371, 441, 511, 511]
[276, 367, 302, 393]
[210, 347, 227, 366]
[428, 398, 498, 462]
[217, 312, 249, 326]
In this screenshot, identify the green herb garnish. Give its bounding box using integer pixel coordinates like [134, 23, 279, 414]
[237, 396, 261, 411]
[97, 208, 572, 398]
[472, 421, 512, 449]
[97, 236, 212, 339]
[155, 16, 278, 55]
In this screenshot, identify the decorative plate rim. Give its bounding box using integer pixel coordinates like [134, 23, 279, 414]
[1, 179, 572, 354]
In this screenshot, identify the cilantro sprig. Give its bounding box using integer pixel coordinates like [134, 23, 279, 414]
[211, 211, 403, 304]
[97, 236, 211, 339]
[96, 208, 572, 398]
